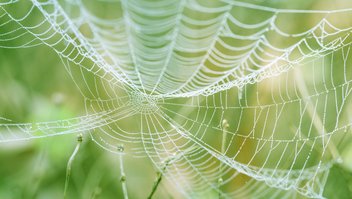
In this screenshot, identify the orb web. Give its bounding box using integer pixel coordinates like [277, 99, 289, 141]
[129, 91, 159, 114]
[1, 0, 352, 198]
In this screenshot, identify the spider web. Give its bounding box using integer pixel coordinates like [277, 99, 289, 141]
[1, 0, 352, 198]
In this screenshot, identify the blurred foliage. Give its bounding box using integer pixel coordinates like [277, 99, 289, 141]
[2, 0, 352, 199]
[0, 46, 171, 198]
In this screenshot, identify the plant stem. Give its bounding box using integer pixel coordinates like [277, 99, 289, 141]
[294, 68, 340, 160]
[64, 134, 83, 199]
[147, 159, 171, 199]
[118, 145, 128, 199]
[147, 147, 196, 199]
[221, 119, 229, 156]
[218, 119, 229, 199]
